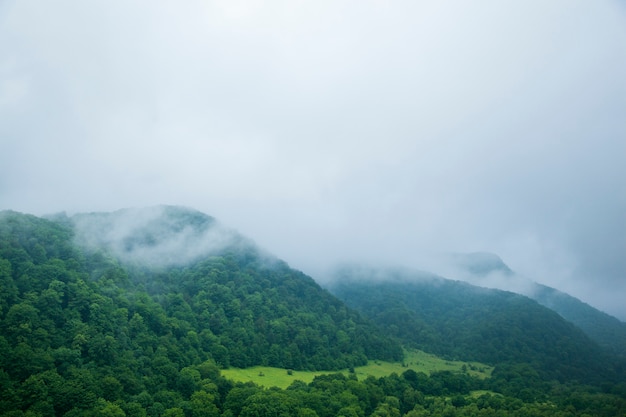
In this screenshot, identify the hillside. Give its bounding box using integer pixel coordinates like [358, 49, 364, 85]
[1, 208, 626, 416]
[0, 208, 402, 371]
[450, 252, 626, 358]
[0, 208, 402, 414]
[326, 266, 623, 385]
[532, 284, 626, 358]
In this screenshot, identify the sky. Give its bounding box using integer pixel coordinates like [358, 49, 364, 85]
[1, 1, 625, 319]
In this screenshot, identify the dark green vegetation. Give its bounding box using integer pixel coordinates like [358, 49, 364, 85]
[327, 267, 625, 385]
[1, 207, 625, 416]
[532, 284, 626, 359]
[453, 252, 626, 359]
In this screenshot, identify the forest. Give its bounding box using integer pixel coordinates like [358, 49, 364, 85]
[1, 208, 625, 416]
[326, 267, 624, 385]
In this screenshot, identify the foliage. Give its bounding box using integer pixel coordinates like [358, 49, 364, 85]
[532, 283, 626, 359]
[1, 209, 625, 416]
[0, 209, 396, 415]
[326, 267, 625, 385]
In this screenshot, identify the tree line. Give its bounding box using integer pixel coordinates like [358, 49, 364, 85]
[1, 210, 625, 416]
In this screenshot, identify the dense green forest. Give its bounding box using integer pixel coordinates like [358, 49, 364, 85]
[327, 267, 625, 385]
[1, 208, 625, 416]
[532, 283, 626, 359]
[451, 252, 626, 359]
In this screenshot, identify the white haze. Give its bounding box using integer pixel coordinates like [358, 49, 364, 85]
[431, 254, 547, 300]
[328, 253, 542, 300]
[452, 270, 540, 300]
[0, 1, 625, 319]
[71, 206, 240, 267]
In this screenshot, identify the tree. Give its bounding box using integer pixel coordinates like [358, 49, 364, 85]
[0, 259, 17, 317]
[101, 375, 123, 401]
[240, 391, 298, 417]
[190, 391, 220, 417]
[161, 408, 184, 417]
[4, 303, 40, 343]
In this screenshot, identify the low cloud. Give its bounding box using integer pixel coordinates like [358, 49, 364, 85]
[71, 206, 242, 268]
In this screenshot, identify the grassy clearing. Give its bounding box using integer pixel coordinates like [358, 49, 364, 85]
[221, 366, 320, 389]
[469, 390, 502, 398]
[221, 348, 493, 389]
[360, 349, 492, 380]
[402, 349, 492, 379]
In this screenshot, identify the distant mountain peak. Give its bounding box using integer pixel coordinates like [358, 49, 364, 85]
[450, 251, 514, 276]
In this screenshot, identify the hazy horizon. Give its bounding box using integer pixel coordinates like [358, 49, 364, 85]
[1, 1, 625, 319]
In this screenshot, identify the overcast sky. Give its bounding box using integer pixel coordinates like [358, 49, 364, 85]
[1, 1, 625, 319]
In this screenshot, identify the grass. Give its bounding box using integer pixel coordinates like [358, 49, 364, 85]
[469, 390, 502, 398]
[221, 366, 319, 389]
[221, 348, 493, 389]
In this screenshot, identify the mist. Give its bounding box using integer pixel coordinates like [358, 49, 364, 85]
[1, 1, 625, 319]
[70, 206, 242, 268]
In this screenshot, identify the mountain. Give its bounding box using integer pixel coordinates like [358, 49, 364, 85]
[326, 265, 623, 385]
[1, 207, 401, 372]
[2, 208, 626, 416]
[449, 252, 514, 276]
[0, 208, 406, 414]
[532, 284, 626, 358]
[450, 252, 626, 358]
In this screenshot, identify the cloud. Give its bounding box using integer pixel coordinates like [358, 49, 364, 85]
[1, 1, 625, 319]
[71, 206, 243, 267]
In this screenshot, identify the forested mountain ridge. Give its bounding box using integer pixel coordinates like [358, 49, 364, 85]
[532, 284, 626, 358]
[450, 252, 626, 358]
[0, 208, 401, 371]
[0, 208, 400, 415]
[1, 207, 626, 416]
[326, 266, 625, 385]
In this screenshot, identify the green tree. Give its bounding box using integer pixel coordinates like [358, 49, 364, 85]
[190, 391, 220, 417]
[92, 399, 126, 417]
[162, 408, 185, 417]
[0, 259, 17, 317]
[101, 375, 124, 401]
[4, 303, 40, 343]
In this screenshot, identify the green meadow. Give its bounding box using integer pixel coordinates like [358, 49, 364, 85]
[221, 348, 493, 389]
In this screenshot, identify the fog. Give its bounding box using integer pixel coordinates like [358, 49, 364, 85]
[70, 206, 242, 267]
[1, 1, 625, 319]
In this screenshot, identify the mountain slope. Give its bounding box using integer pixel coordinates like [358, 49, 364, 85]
[0, 208, 401, 378]
[531, 283, 626, 358]
[326, 266, 622, 385]
[3, 209, 626, 416]
[450, 252, 626, 358]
